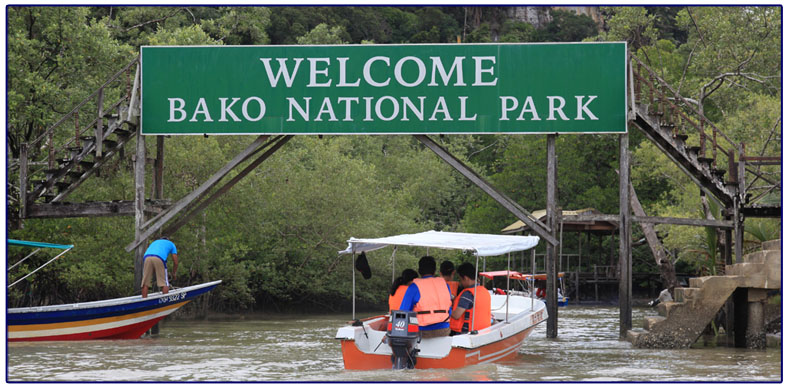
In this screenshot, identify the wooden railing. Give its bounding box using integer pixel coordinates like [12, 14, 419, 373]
[630, 55, 780, 206]
[630, 55, 743, 171]
[12, 55, 139, 209]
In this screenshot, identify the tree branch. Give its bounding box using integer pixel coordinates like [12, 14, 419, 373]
[686, 7, 707, 48]
[124, 8, 183, 32]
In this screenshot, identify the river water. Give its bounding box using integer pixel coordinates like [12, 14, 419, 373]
[6, 306, 781, 382]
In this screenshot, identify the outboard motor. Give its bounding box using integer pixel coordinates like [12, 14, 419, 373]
[387, 310, 420, 369]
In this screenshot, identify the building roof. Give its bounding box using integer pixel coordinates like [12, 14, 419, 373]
[501, 208, 618, 234]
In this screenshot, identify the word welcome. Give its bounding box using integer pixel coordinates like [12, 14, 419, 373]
[259, 56, 498, 88]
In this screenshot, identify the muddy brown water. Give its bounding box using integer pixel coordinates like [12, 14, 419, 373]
[6, 306, 781, 382]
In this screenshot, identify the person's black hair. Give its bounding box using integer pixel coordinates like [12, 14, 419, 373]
[390, 268, 419, 296]
[418, 256, 437, 276]
[439, 260, 455, 276]
[457, 262, 476, 280]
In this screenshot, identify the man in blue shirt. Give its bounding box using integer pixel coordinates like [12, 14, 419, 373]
[141, 237, 179, 298]
[399, 256, 453, 338]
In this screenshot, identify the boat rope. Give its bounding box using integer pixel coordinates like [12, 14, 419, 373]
[8, 248, 41, 270]
[9, 247, 73, 288]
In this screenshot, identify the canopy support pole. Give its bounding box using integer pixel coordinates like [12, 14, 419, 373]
[531, 249, 536, 311]
[390, 247, 398, 283]
[352, 252, 356, 320]
[471, 254, 479, 334]
[506, 253, 511, 323]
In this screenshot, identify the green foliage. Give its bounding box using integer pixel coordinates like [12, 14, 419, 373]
[499, 20, 536, 42]
[465, 23, 492, 43]
[296, 23, 348, 45]
[597, 7, 658, 49]
[533, 10, 598, 42]
[200, 7, 271, 45]
[7, 7, 134, 157]
[147, 24, 219, 46]
[744, 219, 780, 244]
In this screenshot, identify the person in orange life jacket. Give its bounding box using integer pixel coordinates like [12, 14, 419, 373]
[399, 256, 453, 338]
[141, 236, 179, 298]
[449, 262, 492, 335]
[440, 260, 459, 299]
[388, 268, 418, 313]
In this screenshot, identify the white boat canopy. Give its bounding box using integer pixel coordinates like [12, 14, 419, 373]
[339, 230, 539, 257]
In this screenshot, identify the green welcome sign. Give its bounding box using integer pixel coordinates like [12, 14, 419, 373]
[141, 43, 627, 135]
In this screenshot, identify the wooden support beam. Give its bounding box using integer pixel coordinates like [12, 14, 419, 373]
[560, 213, 734, 229]
[630, 180, 677, 292]
[125, 135, 271, 252]
[414, 135, 558, 246]
[619, 133, 632, 338]
[133, 125, 146, 294]
[545, 134, 558, 338]
[127, 64, 140, 123]
[162, 135, 292, 237]
[154, 136, 165, 199]
[26, 200, 170, 218]
[633, 216, 733, 229]
[734, 198, 744, 264]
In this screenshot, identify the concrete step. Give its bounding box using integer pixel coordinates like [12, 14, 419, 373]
[626, 329, 646, 344]
[726, 263, 762, 276]
[674, 287, 700, 303]
[689, 276, 711, 288]
[744, 250, 780, 264]
[657, 301, 683, 318]
[762, 239, 782, 251]
[643, 316, 665, 331]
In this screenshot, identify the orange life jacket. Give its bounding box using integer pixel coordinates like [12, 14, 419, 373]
[447, 281, 459, 297]
[449, 285, 492, 333]
[388, 285, 408, 313]
[413, 277, 452, 326]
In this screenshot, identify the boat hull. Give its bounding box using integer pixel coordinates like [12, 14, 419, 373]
[337, 295, 546, 370]
[8, 280, 220, 342]
[341, 325, 535, 370]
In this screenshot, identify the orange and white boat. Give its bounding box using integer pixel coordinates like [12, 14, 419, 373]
[335, 231, 547, 370]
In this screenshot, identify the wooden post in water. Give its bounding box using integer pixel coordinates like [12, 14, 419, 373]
[618, 133, 632, 338]
[545, 134, 558, 338]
